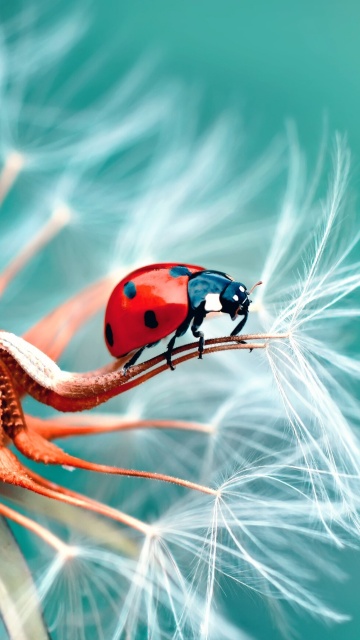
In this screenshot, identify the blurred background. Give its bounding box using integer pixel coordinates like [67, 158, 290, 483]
[1, 1, 360, 639]
[94, 1, 360, 162]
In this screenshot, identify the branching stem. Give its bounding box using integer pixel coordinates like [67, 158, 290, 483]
[0, 331, 289, 411]
[0, 501, 69, 554]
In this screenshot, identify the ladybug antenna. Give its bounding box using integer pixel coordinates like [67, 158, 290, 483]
[248, 280, 263, 295]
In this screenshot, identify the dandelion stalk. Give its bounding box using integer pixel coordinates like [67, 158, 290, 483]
[0, 151, 25, 206]
[0, 330, 289, 411]
[0, 206, 71, 298]
[26, 414, 214, 440]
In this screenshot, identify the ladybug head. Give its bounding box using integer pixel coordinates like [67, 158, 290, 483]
[220, 281, 251, 320]
[220, 279, 262, 320]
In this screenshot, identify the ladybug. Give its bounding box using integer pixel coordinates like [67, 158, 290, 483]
[104, 262, 262, 372]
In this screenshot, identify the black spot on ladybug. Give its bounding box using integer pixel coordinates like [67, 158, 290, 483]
[169, 266, 192, 278]
[144, 310, 158, 329]
[105, 323, 114, 347]
[124, 281, 137, 299]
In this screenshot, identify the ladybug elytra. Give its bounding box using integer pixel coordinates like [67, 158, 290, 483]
[104, 263, 261, 371]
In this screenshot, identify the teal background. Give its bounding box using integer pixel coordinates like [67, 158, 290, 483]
[1, 1, 360, 639]
[93, 1, 360, 161]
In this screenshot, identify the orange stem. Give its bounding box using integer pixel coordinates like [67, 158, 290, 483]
[26, 415, 213, 441]
[46, 340, 267, 411]
[0, 501, 70, 554]
[14, 426, 216, 496]
[25, 468, 151, 536]
[0, 332, 288, 412]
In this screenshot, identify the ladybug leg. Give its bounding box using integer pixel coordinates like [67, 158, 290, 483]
[230, 312, 252, 352]
[230, 312, 248, 337]
[165, 316, 193, 371]
[191, 309, 206, 359]
[166, 335, 177, 371]
[122, 347, 145, 375]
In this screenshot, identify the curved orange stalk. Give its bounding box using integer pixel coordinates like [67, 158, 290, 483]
[0, 358, 216, 496]
[25, 469, 152, 536]
[0, 331, 288, 412]
[0, 447, 149, 536]
[0, 501, 70, 554]
[14, 426, 217, 495]
[26, 415, 213, 441]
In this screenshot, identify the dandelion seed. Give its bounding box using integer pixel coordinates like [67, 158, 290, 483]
[257, 136, 360, 538]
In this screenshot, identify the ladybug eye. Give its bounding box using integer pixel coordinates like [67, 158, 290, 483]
[232, 294, 239, 301]
[239, 286, 246, 293]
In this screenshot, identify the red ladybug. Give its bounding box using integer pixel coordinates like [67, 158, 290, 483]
[104, 262, 261, 371]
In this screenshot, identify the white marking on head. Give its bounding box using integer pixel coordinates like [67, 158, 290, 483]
[205, 293, 222, 312]
[232, 294, 239, 301]
[239, 286, 245, 292]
